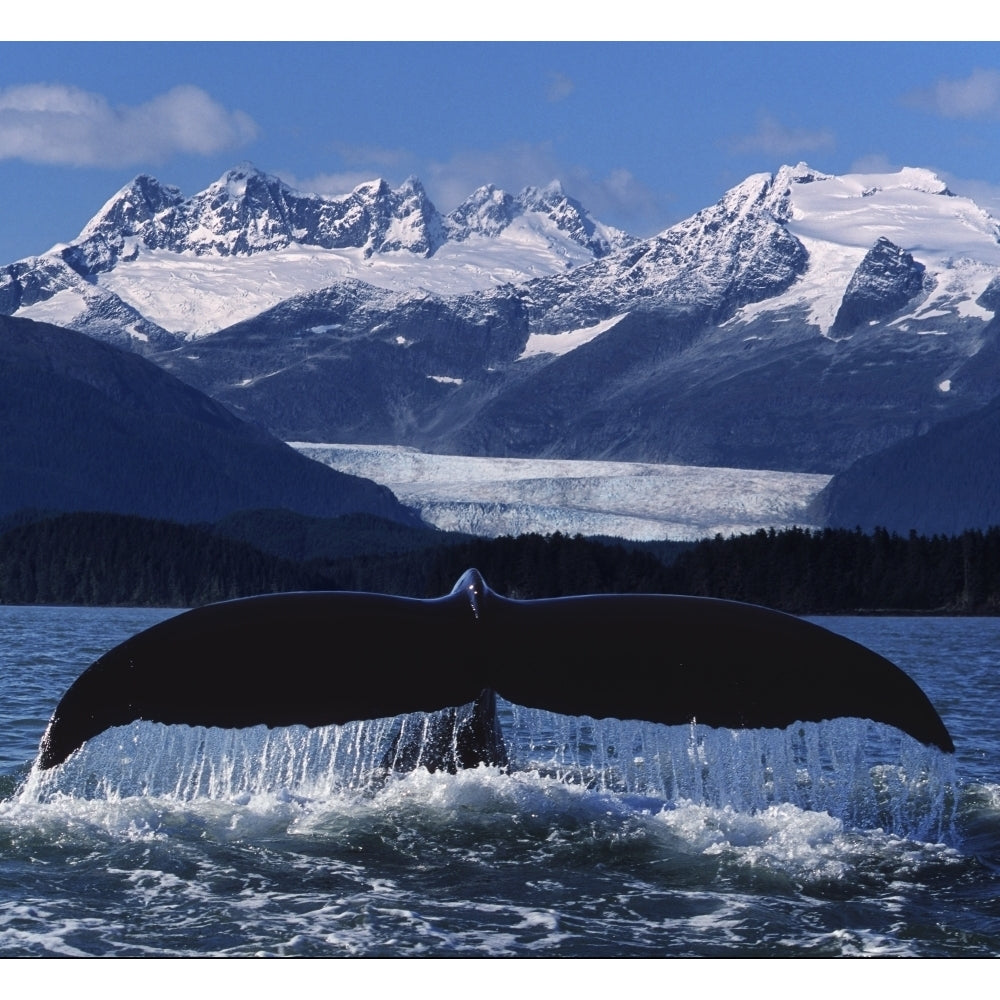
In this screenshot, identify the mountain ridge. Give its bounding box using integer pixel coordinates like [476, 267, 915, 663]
[0, 314, 419, 525]
[2, 163, 630, 341]
[4, 162, 1000, 532]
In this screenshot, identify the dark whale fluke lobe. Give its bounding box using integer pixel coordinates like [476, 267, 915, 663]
[37, 569, 954, 770]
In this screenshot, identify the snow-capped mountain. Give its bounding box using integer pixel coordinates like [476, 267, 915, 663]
[445, 180, 626, 257]
[1, 164, 630, 340]
[133, 162, 1000, 480]
[522, 163, 1000, 333]
[5, 161, 1000, 519]
[68, 166, 445, 263]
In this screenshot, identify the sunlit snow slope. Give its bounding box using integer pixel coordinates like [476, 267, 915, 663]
[7, 166, 625, 339]
[733, 164, 1000, 335]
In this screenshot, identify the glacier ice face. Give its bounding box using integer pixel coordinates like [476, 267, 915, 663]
[292, 443, 831, 542]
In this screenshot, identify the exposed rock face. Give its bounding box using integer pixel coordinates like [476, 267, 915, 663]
[62, 166, 446, 267]
[522, 169, 810, 332]
[831, 237, 927, 335]
[976, 274, 1000, 313]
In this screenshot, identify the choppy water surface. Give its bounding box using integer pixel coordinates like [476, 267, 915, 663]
[1, 606, 999, 956]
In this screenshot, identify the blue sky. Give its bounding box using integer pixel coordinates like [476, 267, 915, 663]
[3, 38, 1000, 263]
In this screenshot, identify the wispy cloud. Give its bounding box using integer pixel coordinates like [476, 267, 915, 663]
[0, 83, 258, 167]
[904, 68, 1000, 120]
[281, 144, 417, 197]
[938, 172, 1000, 221]
[849, 153, 902, 174]
[280, 170, 390, 198]
[547, 72, 575, 103]
[285, 141, 669, 236]
[332, 142, 413, 169]
[728, 114, 835, 157]
[425, 141, 669, 235]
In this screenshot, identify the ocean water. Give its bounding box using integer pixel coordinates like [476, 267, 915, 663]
[1, 605, 999, 958]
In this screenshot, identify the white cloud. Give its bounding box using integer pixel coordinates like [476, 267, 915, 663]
[280, 170, 391, 198]
[905, 68, 1000, 120]
[848, 153, 901, 175]
[729, 114, 835, 157]
[938, 172, 1000, 220]
[0, 83, 258, 167]
[547, 72, 575, 102]
[280, 144, 419, 198]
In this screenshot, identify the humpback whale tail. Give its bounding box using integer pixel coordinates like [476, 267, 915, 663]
[37, 568, 954, 772]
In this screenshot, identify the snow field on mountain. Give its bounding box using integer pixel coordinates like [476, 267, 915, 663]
[732, 167, 1000, 336]
[12, 286, 88, 329]
[93, 228, 598, 338]
[292, 444, 831, 541]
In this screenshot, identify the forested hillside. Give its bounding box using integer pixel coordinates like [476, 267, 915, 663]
[659, 526, 1000, 614]
[1, 510, 998, 612]
[0, 315, 414, 525]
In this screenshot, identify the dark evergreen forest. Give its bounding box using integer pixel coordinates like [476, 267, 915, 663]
[1, 509, 999, 613]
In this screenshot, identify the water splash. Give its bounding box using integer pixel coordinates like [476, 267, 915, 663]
[17, 699, 957, 842]
[506, 705, 957, 842]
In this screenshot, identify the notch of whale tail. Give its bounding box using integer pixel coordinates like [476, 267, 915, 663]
[378, 688, 509, 774]
[36, 568, 954, 771]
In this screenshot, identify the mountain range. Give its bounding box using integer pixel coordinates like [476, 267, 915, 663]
[3, 162, 1000, 536]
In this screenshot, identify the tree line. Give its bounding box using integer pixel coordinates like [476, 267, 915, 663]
[658, 525, 1000, 614]
[1, 510, 999, 613]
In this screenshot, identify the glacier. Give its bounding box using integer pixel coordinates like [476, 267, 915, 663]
[292, 444, 831, 541]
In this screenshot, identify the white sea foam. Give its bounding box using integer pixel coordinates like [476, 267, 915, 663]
[14, 702, 957, 845]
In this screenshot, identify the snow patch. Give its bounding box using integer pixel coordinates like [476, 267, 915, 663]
[14, 287, 86, 326]
[519, 313, 628, 359]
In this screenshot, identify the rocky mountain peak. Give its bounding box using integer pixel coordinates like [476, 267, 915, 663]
[831, 236, 927, 335]
[446, 185, 518, 239]
[75, 174, 184, 244]
[445, 179, 629, 257]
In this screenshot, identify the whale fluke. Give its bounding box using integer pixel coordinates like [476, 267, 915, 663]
[378, 688, 509, 774]
[37, 569, 954, 771]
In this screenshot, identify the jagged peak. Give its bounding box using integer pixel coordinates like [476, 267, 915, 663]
[203, 162, 289, 203]
[217, 161, 266, 183]
[350, 177, 391, 199]
[662, 170, 783, 240]
[518, 180, 571, 210]
[777, 162, 833, 186]
[398, 175, 430, 198]
[77, 173, 184, 241]
[458, 184, 513, 209]
[535, 179, 567, 200]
